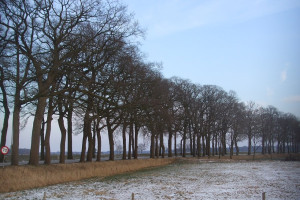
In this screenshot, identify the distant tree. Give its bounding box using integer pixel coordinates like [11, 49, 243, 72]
[245, 101, 259, 155]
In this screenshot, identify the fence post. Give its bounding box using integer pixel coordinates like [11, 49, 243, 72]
[132, 193, 134, 200]
[262, 192, 266, 200]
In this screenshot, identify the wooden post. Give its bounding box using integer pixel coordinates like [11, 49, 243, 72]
[262, 192, 266, 200]
[131, 193, 134, 200]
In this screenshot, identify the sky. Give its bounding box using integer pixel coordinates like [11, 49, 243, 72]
[1, 0, 300, 152]
[124, 0, 300, 118]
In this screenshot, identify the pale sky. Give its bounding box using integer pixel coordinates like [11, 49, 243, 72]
[124, 0, 300, 118]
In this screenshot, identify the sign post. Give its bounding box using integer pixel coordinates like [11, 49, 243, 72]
[1, 146, 9, 168]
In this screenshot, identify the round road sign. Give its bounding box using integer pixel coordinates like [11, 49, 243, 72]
[1, 146, 9, 155]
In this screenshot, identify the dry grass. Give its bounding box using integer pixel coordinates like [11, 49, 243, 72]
[0, 158, 175, 193]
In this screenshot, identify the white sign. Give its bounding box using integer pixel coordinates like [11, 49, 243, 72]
[1, 146, 9, 155]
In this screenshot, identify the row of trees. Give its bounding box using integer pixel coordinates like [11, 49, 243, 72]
[0, 0, 299, 165]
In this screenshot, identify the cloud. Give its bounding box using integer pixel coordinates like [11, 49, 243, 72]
[283, 95, 300, 103]
[280, 69, 287, 82]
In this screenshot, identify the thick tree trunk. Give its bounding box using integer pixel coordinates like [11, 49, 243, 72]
[29, 96, 47, 165]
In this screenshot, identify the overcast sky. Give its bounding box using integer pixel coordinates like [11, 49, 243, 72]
[124, 0, 300, 118]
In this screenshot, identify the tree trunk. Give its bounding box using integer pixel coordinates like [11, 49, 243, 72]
[212, 134, 215, 156]
[131, 127, 135, 158]
[96, 125, 101, 162]
[234, 135, 239, 156]
[80, 111, 91, 162]
[215, 134, 218, 156]
[261, 134, 265, 154]
[174, 132, 177, 156]
[107, 121, 114, 161]
[44, 98, 54, 164]
[202, 135, 206, 157]
[80, 133, 87, 162]
[67, 106, 73, 159]
[86, 120, 93, 162]
[29, 96, 48, 165]
[0, 69, 10, 163]
[128, 122, 133, 159]
[58, 114, 67, 163]
[183, 124, 187, 157]
[134, 124, 139, 159]
[160, 132, 165, 158]
[189, 124, 193, 155]
[155, 134, 159, 158]
[122, 124, 127, 160]
[248, 132, 252, 155]
[192, 131, 196, 157]
[168, 128, 172, 157]
[206, 134, 211, 157]
[197, 133, 201, 157]
[11, 98, 20, 166]
[40, 118, 45, 161]
[92, 121, 96, 158]
[230, 137, 234, 159]
[150, 133, 155, 158]
[222, 132, 226, 155]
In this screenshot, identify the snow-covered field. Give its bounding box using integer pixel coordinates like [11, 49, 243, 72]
[1, 160, 299, 200]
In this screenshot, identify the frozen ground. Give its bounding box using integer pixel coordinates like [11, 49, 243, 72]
[1, 160, 299, 200]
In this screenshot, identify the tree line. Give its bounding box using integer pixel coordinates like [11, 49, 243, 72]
[1, 0, 299, 165]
